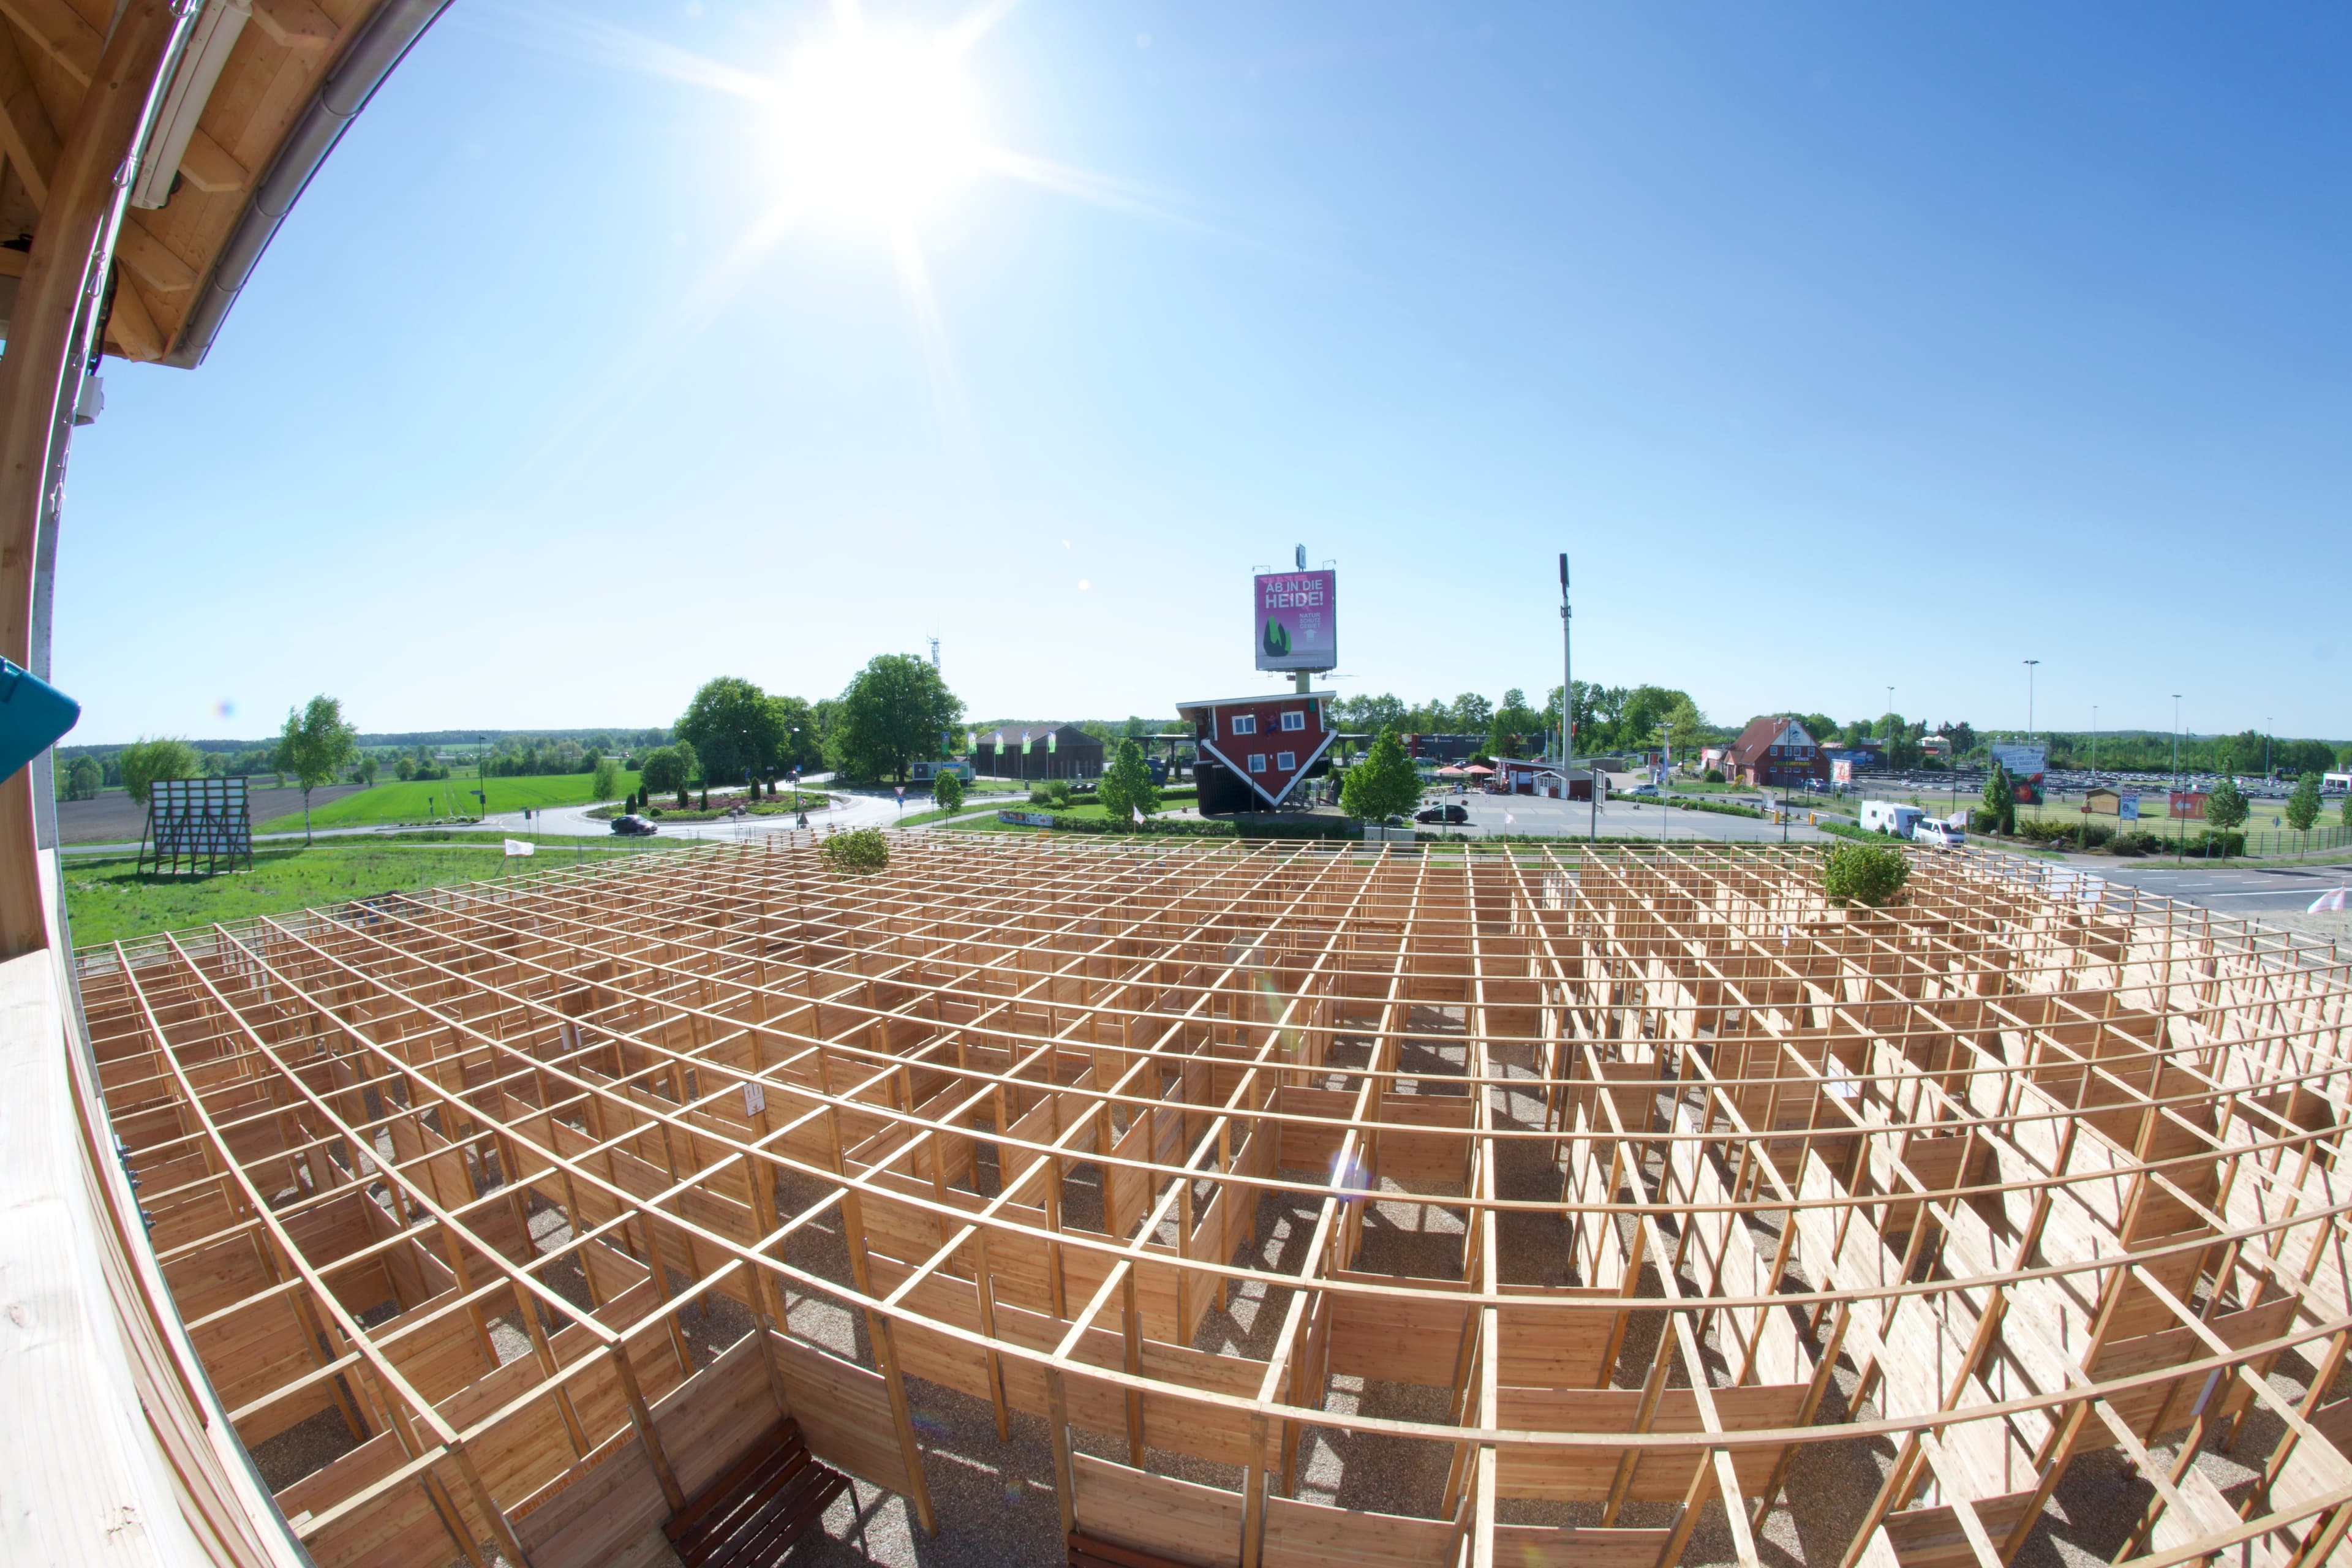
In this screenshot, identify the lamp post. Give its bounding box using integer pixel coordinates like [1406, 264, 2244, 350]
[2266, 718, 2272, 782]
[2092, 706, 2098, 776]
[2172, 695, 2183, 861]
[477, 734, 487, 818]
[2024, 661, 2038, 740]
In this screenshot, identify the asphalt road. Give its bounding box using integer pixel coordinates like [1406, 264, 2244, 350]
[2064, 859, 2352, 917]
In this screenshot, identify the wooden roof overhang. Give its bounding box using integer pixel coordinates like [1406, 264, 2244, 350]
[0, 0, 446, 366]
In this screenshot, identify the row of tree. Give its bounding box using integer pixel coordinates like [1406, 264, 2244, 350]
[642, 655, 966, 801]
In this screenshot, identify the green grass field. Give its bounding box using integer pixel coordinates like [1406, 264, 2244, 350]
[62, 835, 687, 948]
[254, 772, 640, 832]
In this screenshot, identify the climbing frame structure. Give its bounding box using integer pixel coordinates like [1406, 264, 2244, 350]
[75, 835, 2352, 1567]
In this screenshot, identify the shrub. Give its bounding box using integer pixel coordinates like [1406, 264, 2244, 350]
[1823, 842, 1910, 908]
[1703, 768, 1725, 784]
[820, 827, 890, 875]
[932, 771, 965, 815]
[1029, 780, 1073, 808]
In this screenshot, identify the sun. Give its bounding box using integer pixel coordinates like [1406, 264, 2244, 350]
[772, 27, 979, 222]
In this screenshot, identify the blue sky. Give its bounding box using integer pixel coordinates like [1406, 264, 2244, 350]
[59, 2, 2350, 744]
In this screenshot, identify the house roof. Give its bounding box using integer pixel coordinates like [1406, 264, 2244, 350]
[1174, 690, 1335, 710]
[1727, 715, 1813, 768]
[974, 723, 1101, 747]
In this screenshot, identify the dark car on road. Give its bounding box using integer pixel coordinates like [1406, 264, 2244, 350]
[609, 814, 658, 837]
[1414, 802, 1469, 825]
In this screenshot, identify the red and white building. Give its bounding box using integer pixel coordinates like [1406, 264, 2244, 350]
[1177, 690, 1338, 813]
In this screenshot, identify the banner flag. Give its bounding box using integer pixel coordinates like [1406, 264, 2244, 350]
[503, 839, 535, 857]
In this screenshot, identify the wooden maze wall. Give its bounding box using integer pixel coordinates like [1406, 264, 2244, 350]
[74, 835, 2352, 1568]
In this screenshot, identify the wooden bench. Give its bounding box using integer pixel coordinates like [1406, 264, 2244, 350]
[663, 1420, 850, 1567]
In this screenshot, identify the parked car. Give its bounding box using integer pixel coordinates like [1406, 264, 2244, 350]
[609, 814, 658, 836]
[1415, 802, 1469, 825]
[1625, 783, 1661, 799]
[1913, 818, 1966, 848]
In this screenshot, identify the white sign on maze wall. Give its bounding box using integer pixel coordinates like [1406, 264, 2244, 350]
[743, 1082, 766, 1117]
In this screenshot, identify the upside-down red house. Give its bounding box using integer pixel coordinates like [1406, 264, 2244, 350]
[1177, 689, 1338, 814]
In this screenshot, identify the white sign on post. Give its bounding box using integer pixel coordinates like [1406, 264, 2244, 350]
[742, 1082, 766, 1117]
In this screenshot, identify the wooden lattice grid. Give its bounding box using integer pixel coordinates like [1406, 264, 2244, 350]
[72, 834, 2352, 1568]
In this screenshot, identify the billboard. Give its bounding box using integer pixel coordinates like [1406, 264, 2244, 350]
[1253, 570, 1337, 671]
[2169, 791, 2207, 820]
[1989, 742, 2047, 805]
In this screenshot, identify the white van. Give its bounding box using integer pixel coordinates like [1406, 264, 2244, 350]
[1912, 817, 1966, 848]
[1859, 801, 1924, 837]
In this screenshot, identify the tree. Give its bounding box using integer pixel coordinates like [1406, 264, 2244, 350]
[2286, 771, 2321, 850]
[1982, 763, 2016, 835]
[829, 654, 963, 785]
[358, 755, 380, 786]
[1342, 729, 1422, 823]
[1823, 843, 1910, 908]
[639, 745, 691, 809]
[2203, 775, 2248, 858]
[63, 755, 101, 800]
[677, 676, 785, 797]
[276, 697, 358, 845]
[1098, 739, 1161, 828]
[1662, 696, 1707, 760]
[590, 757, 622, 802]
[396, 756, 417, 782]
[771, 695, 824, 775]
[931, 770, 965, 816]
[119, 736, 202, 807]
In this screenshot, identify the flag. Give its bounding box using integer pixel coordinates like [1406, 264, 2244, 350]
[503, 839, 535, 857]
[993, 730, 1003, 748]
[1133, 806, 1145, 824]
[967, 729, 976, 752]
[1021, 730, 1032, 754]
[1047, 731, 1057, 753]
[2312, 889, 2351, 913]
[1504, 812, 1515, 826]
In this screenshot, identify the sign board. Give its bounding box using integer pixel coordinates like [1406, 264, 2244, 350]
[1253, 570, 1337, 671]
[2117, 794, 2140, 822]
[1989, 743, 2047, 805]
[910, 760, 974, 783]
[140, 775, 252, 876]
[1831, 759, 1854, 786]
[997, 810, 1057, 827]
[2169, 791, 2208, 820]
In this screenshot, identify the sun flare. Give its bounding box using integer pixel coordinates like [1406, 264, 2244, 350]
[772, 28, 979, 221]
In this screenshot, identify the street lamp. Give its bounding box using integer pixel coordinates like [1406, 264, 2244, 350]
[2092, 706, 2098, 776]
[2023, 661, 2039, 740]
[2172, 695, 2183, 862]
[2266, 718, 2272, 781]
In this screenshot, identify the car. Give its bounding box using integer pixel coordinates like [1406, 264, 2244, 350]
[609, 814, 658, 837]
[1625, 783, 1661, 799]
[1912, 818, 1966, 848]
[1415, 802, 1469, 825]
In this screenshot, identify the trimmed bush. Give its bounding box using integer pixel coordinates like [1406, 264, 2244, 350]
[1823, 842, 1910, 908]
[820, 827, 890, 875]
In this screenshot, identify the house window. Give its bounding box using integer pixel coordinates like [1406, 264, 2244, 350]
[1248, 754, 1267, 774]
[1231, 714, 1258, 736]
[1280, 710, 1306, 732]
[1276, 750, 1296, 771]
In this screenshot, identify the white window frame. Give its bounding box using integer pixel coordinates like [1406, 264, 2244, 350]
[1248, 753, 1267, 774]
[1280, 710, 1306, 732]
[1231, 714, 1258, 736]
[1276, 750, 1297, 771]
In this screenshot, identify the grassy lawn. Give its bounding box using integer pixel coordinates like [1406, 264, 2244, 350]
[255, 772, 640, 832]
[63, 836, 685, 948]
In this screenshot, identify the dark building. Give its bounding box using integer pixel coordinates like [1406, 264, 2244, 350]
[971, 723, 1106, 781]
[1175, 690, 1337, 813]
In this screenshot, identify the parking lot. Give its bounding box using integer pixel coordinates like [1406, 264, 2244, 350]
[1419, 789, 1833, 843]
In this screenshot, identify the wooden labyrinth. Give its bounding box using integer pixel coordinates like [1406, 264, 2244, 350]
[75, 837, 2352, 1568]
